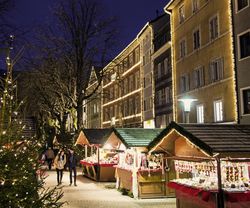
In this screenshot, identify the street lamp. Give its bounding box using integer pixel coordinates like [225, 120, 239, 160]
[178, 98, 197, 123]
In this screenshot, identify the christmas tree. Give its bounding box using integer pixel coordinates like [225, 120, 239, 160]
[0, 35, 64, 208]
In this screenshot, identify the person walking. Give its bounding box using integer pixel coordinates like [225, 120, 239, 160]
[45, 147, 55, 170]
[68, 149, 78, 186]
[54, 150, 67, 186]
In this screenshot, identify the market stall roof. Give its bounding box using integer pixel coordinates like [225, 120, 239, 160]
[148, 121, 250, 156]
[75, 128, 113, 146]
[113, 128, 162, 148]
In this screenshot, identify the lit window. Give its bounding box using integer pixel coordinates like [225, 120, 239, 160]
[237, 0, 249, 11]
[179, 5, 185, 24]
[193, 66, 204, 88]
[193, 29, 200, 49]
[180, 39, 186, 58]
[209, 15, 218, 41]
[214, 100, 223, 122]
[210, 58, 223, 82]
[196, 104, 204, 123]
[239, 31, 250, 59]
[242, 88, 250, 114]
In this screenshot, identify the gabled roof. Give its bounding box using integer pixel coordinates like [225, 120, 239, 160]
[148, 122, 250, 156]
[82, 128, 113, 145]
[113, 128, 162, 148]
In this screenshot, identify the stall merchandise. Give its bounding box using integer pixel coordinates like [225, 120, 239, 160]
[111, 128, 174, 198]
[75, 128, 117, 182]
[148, 121, 250, 208]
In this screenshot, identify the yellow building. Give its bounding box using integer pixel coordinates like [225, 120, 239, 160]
[165, 0, 237, 123]
[101, 39, 142, 128]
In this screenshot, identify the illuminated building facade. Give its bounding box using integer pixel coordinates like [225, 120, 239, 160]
[232, 0, 250, 124]
[165, 0, 237, 123]
[102, 39, 142, 128]
[151, 14, 172, 128]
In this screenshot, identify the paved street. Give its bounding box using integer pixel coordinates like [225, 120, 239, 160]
[44, 169, 176, 208]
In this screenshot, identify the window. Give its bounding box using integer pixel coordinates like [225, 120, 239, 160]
[180, 39, 186, 58]
[209, 15, 218, 41]
[214, 100, 223, 122]
[166, 87, 171, 104]
[196, 104, 204, 123]
[129, 52, 134, 68]
[237, 0, 249, 11]
[179, 5, 185, 24]
[239, 31, 250, 59]
[135, 47, 140, 63]
[242, 88, 250, 114]
[210, 58, 223, 82]
[157, 63, 161, 79]
[135, 71, 140, 89]
[180, 74, 190, 93]
[193, 66, 204, 88]
[193, 29, 200, 49]
[192, 0, 199, 13]
[164, 58, 171, 75]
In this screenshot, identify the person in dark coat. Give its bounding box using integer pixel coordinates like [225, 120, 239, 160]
[45, 147, 55, 170]
[68, 149, 78, 186]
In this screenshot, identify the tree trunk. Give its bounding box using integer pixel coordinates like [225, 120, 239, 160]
[76, 100, 83, 130]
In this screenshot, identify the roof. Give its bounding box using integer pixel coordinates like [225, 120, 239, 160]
[113, 128, 162, 148]
[148, 122, 250, 156]
[82, 128, 113, 145]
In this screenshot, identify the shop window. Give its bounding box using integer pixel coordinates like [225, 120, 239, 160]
[214, 100, 223, 122]
[193, 29, 200, 50]
[196, 104, 204, 123]
[209, 15, 219, 41]
[237, 0, 249, 11]
[242, 88, 250, 114]
[210, 58, 223, 82]
[238, 31, 250, 59]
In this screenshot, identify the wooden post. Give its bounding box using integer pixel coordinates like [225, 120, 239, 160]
[85, 145, 88, 158]
[97, 147, 100, 164]
[216, 157, 224, 208]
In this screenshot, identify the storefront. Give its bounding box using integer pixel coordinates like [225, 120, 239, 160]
[148, 121, 250, 208]
[75, 129, 117, 182]
[108, 128, 174, 198]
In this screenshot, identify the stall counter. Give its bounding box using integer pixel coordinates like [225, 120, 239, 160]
[80, 160, 117, 182]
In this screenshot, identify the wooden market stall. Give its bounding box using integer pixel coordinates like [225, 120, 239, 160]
[75, 128, 117, 182]
[108, 128, 175, 198]
[148, 121, 250, 208]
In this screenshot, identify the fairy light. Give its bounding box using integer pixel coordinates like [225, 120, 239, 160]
[227, 0, 238, 122]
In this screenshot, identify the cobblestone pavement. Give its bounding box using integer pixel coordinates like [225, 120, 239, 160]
[44, 170, 176, 208]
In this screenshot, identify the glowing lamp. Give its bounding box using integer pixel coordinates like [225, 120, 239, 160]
[178, 98, 197, 123]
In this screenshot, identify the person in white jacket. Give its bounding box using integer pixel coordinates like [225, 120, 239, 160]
[54, 150, 67, 185]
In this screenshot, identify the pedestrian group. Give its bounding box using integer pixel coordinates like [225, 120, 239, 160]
[44, 147, 78, 186]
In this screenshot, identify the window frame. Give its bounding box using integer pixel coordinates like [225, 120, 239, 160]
[240, 86, 250, 115]
[210, 57, 224, 82]
[193, 26, 201, 50]
[236, 0, 249, 13]
[196, 104, 204, 123]
[192, 0, 199, 13]
[179, 38, 187, 59]
[213, 99, 223, 122]
[178, 4, 185, 24]
[237, 29, 250, 60]
[209, 14, 219, 41]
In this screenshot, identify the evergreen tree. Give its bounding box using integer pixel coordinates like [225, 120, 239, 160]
[0, 35, 64, 208]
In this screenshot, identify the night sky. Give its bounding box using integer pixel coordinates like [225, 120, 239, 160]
[10, 0, 169, 58]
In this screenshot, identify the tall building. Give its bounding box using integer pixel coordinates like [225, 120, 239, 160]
[165, 0, 237, 124]
[85, 66, 102, 128]
[232, 0, 250, 124]
[151, 14, 172, 128]
[137, 21, 155, 128]
[101, 39, 142, 128]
